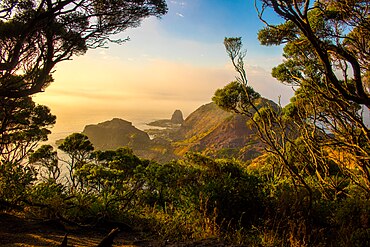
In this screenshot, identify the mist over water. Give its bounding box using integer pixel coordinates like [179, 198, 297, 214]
[43, 100, 370, 148]
[45, 107, 192, 146]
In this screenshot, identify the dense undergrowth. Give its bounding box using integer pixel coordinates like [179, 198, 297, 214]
[1, 137, 369, 246]
[1, 1, 370, 246]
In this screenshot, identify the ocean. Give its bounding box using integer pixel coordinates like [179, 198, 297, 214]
[44, 110, 182, 147]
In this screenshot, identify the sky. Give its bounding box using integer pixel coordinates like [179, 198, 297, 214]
[34, 0, 293, 134]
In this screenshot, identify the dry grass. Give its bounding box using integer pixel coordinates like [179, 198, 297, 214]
[0, 212, 138, 246]
[0, 212, 230, 247]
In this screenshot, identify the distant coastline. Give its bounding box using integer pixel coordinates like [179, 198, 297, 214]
[44, 118, 160, 147]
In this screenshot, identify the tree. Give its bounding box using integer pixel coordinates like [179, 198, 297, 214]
[0, 0, 167, 98]
[29, 144, 60, 182]
[255, 0, 370, 193]
[76, 147, 148, 215]
[214, 34, 370, 245]
[0, 96, 55, 208]
[256, 0, 370, 108]
[0, 96, 56, 163]
[214, 37, 315, 203]
[58, 133, 94, 190]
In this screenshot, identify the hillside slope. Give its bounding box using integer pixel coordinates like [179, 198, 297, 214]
[81, 101, 275, 162]
[82, 118, 151, 151]
[173, 102, 265, 160]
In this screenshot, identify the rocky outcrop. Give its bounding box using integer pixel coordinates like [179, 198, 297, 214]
[171, 110, 184, 124]
[147, 110, 184, 128]
[82, 118, 151, 151]
[81, 100, 276, 161]
[173, 103, 232, 141]
[172, 102, 269, 160]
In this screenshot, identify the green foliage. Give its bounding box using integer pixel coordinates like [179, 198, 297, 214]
[58, 133, 94, 190]
[77, 147, 147, 196]
[58, 133, 94, 159]
[0, 161, 36, 207]
[29, 145, 60, 182]
[258, 20, 297, 46]
[0, 95, 55, 210]
[252, 106, 277, 123]
[0, 0, 167, 98]
[201, 161, 264, 228]
[27, 181, 66, 219]
[0, 97, 56, 163]
[213, 81, 260, 114]
[181, 153, 266, 229]
[3, 134, 370, 246]
[142, 161, 193, 207]
[257, 1, 370, 195]
[2, 2, 370, 245]
[211, 5, 370, 243]
[335, 196, 370, 246]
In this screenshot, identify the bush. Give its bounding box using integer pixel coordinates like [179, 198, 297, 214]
[0, 162, 36, 208]
[335, 196, 370, 246]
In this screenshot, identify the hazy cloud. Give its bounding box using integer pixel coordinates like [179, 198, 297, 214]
[35, 55, 292, 133]
[33, 5, 290, 134]
[170, 1, 186, 6]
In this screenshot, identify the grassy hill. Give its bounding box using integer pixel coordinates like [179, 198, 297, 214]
[172, 102, 264, 160]
[82, 101, 275, 162]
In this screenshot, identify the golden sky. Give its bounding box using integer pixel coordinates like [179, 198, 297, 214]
[33, 1, 293, 134]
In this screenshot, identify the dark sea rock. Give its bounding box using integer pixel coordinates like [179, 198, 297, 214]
[83, 118, 151, 151]
[171, 109, 184, 124]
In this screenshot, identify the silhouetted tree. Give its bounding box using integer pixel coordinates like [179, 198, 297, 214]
[0, 97, 56, 163]
[58, 133, 93, 190]
[255, 0, 370, 193]
[29, 144, 60, 182]
[0, 0, 167, 98]
[256, 0, 370, 108]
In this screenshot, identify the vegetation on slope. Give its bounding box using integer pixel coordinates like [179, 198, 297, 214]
[1, 0, 370, 246]
[81, 104, 268, 162]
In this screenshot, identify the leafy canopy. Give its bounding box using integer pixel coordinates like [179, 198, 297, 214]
[257, 0, 370, 108]
[0, 0, 167, 98]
